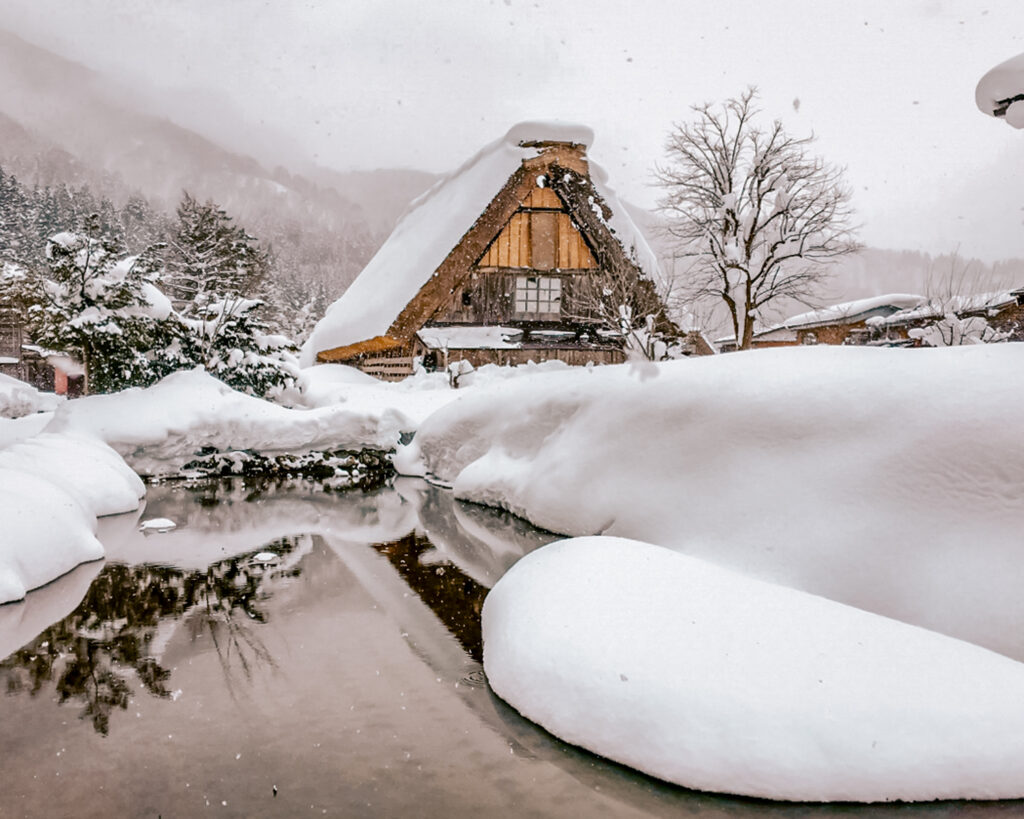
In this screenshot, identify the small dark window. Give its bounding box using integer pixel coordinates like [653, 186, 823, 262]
[461, 290, 473, 307]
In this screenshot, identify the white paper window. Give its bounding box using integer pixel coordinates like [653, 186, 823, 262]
[515, 275, 561, 318]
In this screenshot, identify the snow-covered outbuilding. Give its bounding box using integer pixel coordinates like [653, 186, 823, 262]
[303, 123, 680, 380]
[867, 288, 1024, 345]
[717, 294, 926, 351]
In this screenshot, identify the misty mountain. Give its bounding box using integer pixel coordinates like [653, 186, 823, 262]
[0, 27, 438, 296]
[2, 24, 1021, 338]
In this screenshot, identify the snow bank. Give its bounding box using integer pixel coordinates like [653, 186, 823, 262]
[398, 345, 1024, 656]
[483, 536, 1024, 802]
[0, 433, 143, 516]
[0, 373, 62, 418]
[0, 471, 102, 604]
[0, 412, 53, 450]
[301, 120, 659, 365]
[0, 433, 144, 603]
[44, 368, 413, 476]
[293, 363, 460, 425]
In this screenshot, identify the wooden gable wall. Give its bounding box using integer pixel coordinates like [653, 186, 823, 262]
[478, 186, 596, 271]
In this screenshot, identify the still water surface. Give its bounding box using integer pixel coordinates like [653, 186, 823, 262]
[1, 478, 1021, 818]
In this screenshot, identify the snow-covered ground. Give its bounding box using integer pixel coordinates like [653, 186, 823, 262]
[397, 346, 1024, 650]
[4, 347, 1024, 803]
[0, 372, 62, 419]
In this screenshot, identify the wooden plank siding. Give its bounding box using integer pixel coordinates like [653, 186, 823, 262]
[431, 268, 600, 325]
[479, 205, 596, 270]
[417, 345, 625, 371]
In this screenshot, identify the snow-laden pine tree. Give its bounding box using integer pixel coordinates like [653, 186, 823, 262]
[165, 193, 297, 397]
[21, 216, 181, 393]
[166, 192, 269, 312]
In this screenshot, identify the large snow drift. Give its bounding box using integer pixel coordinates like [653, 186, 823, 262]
[0, 433, 142, 603]
[397, 344, 1024, 657]
[483, 536, 1024, 802]
[301, 121, 659, 364]
[45, 368, 413, 476]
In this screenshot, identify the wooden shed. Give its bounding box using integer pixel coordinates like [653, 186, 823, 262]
[303, 123, 680, 380]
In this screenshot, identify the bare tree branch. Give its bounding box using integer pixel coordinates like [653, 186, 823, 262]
[655, 88, 861, 349]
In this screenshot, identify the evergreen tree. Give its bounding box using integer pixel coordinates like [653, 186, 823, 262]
[165, 192, 295, 397]
[178, 297, 299, 398]
[166, 192, 269, 312]
[21, 216, 176, 393]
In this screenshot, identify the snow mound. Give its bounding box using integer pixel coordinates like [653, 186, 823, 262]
[44, 368, 412, 476]
[0, 433, 144, 517]
[0, 469, 103, 604]
[0, 432, 143, 603]
[398, 345, 1024, 656]
[0, 374, 62, 419]
[484, 536, 1024, 802]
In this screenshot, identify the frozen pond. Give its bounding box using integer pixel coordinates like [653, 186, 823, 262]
[1, 478, 1022, 817]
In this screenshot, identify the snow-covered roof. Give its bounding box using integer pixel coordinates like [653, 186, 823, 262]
[773, 294, 925, 332]
[417, 326, 523, 350]
[301, 121, 660, 366]
[869, 290, 1018, 327]
[976, 52, 1024, 127]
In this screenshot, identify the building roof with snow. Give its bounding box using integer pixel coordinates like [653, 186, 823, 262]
[717, 294, 926, 349]
[868, 290, 1023, 327]
[301, 122, 664, 372]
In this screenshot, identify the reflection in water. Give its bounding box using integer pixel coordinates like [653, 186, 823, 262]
[2, 478, 1023, 817]
[372, 533, 489, 661]
[1, 535, 304, 735]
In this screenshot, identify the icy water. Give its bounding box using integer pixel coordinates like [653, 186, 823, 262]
[1, 479, 1022, 818]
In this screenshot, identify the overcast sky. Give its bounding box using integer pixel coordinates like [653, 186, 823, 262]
[1, 0, 1022, 261]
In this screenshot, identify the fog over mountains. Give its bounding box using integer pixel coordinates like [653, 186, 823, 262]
[1, 26, 1021, 327]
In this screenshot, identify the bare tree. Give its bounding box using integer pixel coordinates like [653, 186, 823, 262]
[567, 262, 682, 360]
[909, 249, 1016, 345]
[656, 88, 860, 350]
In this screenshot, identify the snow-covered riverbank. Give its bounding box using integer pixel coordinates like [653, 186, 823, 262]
[4, 347, 1024, 803]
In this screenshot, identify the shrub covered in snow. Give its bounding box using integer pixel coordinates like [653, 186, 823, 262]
[18, 228, 176, 393]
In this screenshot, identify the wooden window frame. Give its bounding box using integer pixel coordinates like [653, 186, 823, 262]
[515, 275, 562, 319]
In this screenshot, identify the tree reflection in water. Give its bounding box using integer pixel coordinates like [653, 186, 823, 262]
[0, 536, 303, 736]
